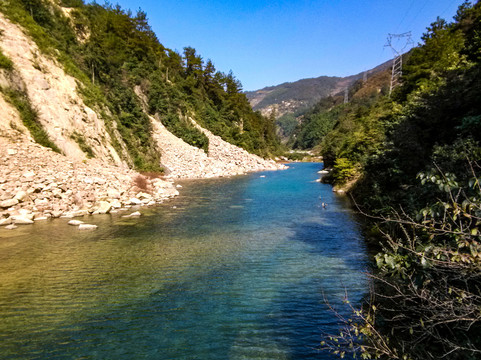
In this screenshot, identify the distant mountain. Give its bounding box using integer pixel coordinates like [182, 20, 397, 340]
[245, 59, 392, 118]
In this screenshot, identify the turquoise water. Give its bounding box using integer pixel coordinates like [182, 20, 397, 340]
[0, 162, 368, 359]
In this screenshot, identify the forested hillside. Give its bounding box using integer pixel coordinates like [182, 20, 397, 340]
[245, 60, 391, 143]
[316, 1, 481, 359]
[0, 0, 281, 172]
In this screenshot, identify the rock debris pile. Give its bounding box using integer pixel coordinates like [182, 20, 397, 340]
[151, 118, 287, 179]
[0, 139, 179, 230]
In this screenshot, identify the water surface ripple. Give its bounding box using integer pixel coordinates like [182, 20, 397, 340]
[0, 163, 368, 359]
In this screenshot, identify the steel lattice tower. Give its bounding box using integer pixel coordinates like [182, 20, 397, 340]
[385, 32, 413, 95]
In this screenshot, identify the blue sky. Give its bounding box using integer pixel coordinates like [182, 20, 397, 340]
[107, 0, 465, 91]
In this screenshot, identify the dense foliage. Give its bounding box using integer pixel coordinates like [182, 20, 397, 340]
[290, 69, 392, 183]
[318, 1, 481, 359]
[0, 0, 281, 170]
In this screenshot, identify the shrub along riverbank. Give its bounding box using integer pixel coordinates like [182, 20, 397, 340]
[312, 2, 481, 359]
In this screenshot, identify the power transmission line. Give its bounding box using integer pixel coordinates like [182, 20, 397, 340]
[395, 0, 417, 33]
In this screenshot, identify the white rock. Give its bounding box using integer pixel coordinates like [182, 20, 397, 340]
[18, 209, 34, 219]
[136, 192, 152, 200]
[71, 210, 88, 217]
[34, 198, 49, 206]
[97, 200, 112, 214]
[11, 216, 34, 225]
[129, 197, 142, 205]
[34, 217, 48, 221]
[22, 171, 35, 179]
[110, 199, 122, 209]
[78, 224, 97, 230]
[7, 148, 17, 155]
[107, 188, 121, 199]
[68, 219, 84, 226]
[0, 217, 12, 226]
[5, 224, 17, 230]
[51, 211, 63, 218]
[0, 198, 18, 208]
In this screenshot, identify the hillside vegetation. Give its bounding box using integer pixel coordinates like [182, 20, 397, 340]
[0, 0, 281, 172]
[245, 60, 391, 143]
[313, 2, 481, 359]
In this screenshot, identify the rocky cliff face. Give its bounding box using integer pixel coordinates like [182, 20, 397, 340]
[0, 13, 126, 165]
[0, 13, 285, 229]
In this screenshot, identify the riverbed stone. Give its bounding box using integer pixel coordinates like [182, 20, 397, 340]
[68, 219, 84, 226]
[0, 198, 18, 208]
[15, 190, 28, 201]
[11, 216, 34, 225]
[78, 223, 97, 230]
[110, 199, 122, 209]
[96, 201, 112, 214]
[107, 188, 121, 199]
[0, 217, 12, 225]
[129, 197, 142, 205]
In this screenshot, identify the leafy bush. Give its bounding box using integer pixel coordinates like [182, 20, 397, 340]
[0, 49, 13, 70]
[70, 131, 94, 158]
[331, 157, 358, 184]
[3, 88, 60, 153]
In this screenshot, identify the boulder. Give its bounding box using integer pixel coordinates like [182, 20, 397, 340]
[96, 201, 112, 214]
[110, 199, 122, 209]
[71, 210, 88, 217]
[78, 223, 97, 230]
[136, 192, 152, 199]
[122, 211, 141, 218]
[21, 171, 35, 181]
[11, 216, 34, 225]
[0, 217, 12, 226]
[17, 209, 34, 219]
[0, 198, 19, 208]
[34, 216, 48, 221]
[51, 210, 64, 218]
[107, 188, 121, 199]
[5, 224, 17, 230]
[129, 197, 142, 205]
[68, 219, 84, 226]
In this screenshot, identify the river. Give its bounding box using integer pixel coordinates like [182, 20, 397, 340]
[0, 162, 368, 359]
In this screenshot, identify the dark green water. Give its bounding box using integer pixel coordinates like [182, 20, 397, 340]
[0, 162, 368, 359]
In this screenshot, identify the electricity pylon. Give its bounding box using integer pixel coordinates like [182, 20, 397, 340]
[385, 32, 414, 95]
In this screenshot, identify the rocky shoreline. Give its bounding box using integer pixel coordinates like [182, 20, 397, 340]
[0, 138, 180, 230]
[0, 136, 286, 231]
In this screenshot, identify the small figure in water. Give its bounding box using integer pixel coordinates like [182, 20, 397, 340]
[322, 202, 328, 208]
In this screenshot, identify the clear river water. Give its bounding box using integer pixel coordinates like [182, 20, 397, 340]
[0, 162, 368, 359]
